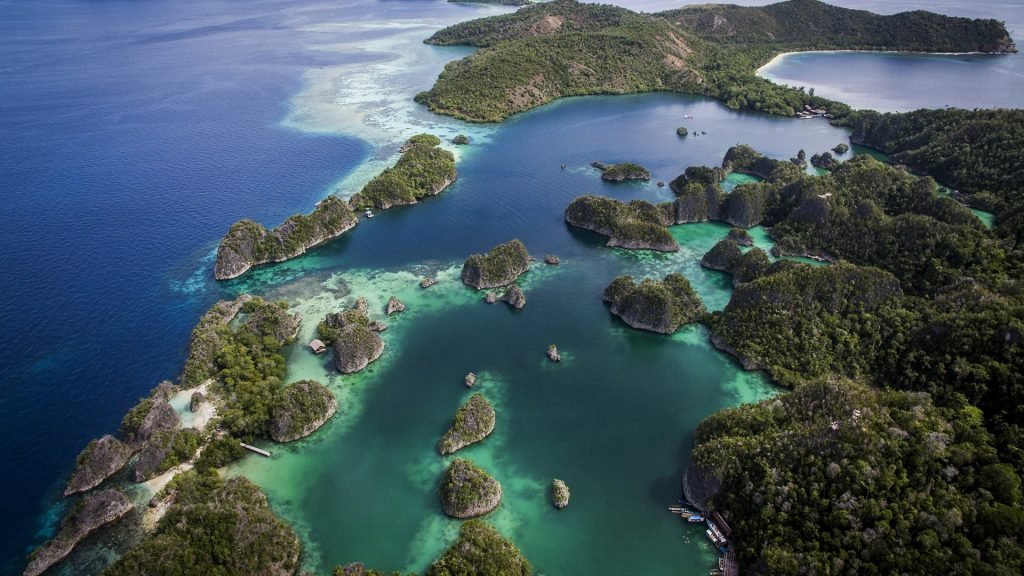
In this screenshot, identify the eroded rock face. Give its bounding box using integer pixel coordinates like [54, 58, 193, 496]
[270, 380, 339, 443]
[215, 196, 358, 280]
[552, 479, 570, 509]
[386, 296, 406, 315]
[438, 394, 496, 455]
[190, 391, 205, 413]
[465, 372, 477, 388]
[440, 459, 502, 519]
[333, 325, 385, 374]
[602, 273, 707, 334]
[547, 345, 561, 362]
[64, 435, 132, 496]
[24, 490, 133, 576]
[461, 239, 531, 289]
[565, 195, 679, 252]
[501, 285, 526, 309]
[135, 401, 180, 445]
[544, 255, 560, 265]
[420, 277, 438, 289]
[726, 227, 754, 246]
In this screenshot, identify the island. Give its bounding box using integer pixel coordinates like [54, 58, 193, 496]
[440, 458, 502, 518]
[64, 435, 132, 496]
[269, 380, 338, 442]
[215, 134, 456, 280]
[602, 273, 706, 334]
[350, 134, 457, 210]
[676, 126, 688, 137]
[461, 239, 531, 289]
[214, 196, 358, 280]
[416, 0, 1013, 123]
[438, 394, 496, 455]
[319, 300, 385, 374]
[809, 151, 838, 171]
[23, 490, 133, 576]
[591, 161, 651, 182]
[551, 479, 570, 509]
[564, 195, 678, 252]
[426, 520, 532, 576]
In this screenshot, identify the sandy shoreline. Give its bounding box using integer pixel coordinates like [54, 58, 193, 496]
[756, 49, 1004, 76]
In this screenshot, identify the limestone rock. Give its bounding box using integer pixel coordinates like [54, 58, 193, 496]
[461, 239, 531, 289]
[602, 273, 706, 334]
[64, 435, 132, 496]
[552, 479, 570, 509]
[190, 391, 205, 413]
[547, 345, 561, 362]
[386, 296, 406, 315]
[270, 380, 338, 443]
[544, 255, 560, 265]
[23, 490, 133, 576]
[465, 373, 477, 388]
[438, 394, 496, 455]
[501, 285, 526, 309]
[440, 459, 502, 519]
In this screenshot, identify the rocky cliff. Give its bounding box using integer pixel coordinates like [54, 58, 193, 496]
[602, 273, 706, 334]
[64, 435, 132, 496]
[439, 394, 496, 455]
[461, 239, 531, 289]
[215, 196, 358, 280]
[23, 490, 133, 576]
[270, 380, 338, 442]
[440, 459, 503, 519]
[565, 195, 678, 252]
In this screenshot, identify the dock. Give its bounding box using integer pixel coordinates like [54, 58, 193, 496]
[240, 443, 271, 457]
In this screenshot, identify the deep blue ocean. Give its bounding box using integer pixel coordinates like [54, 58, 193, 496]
[1, 1, 1022, 574]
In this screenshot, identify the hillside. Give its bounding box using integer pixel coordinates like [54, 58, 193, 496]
[416, 0, 1014, 122]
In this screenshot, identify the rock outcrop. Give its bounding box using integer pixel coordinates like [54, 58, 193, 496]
[215, 196, 358, 280]
[270, 380, 338, 442]
[24, 490, 133, 576]
[461, 239, 531, 289]
[465, 372, 477, 388]
[180, 294, 252, 386]
[565, 195, 678, 252]
[551, 479, 570, 509]
[386, 296, 406, 315]
[547, 345, 561, 362]
[64, 435, 132, 496]
[592, 161, 651, 182]
[602, 273, 706, 334]
[440, 459, 502, 518]
[350, 134, 457, 209]
[420, 277, 438, 289]
[810, 151, 839, 171]
[726, 227, 754, 246]
[332, 320, 384, 374]
[501, 285, 526, 309]
[190, 391, 205, 413]
[722, 145, 802, 183]
[544, 255, 560, 265]
[438, 394, 496, 455]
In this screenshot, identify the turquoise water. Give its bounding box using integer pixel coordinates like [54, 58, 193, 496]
[4, 0, 1021, 574]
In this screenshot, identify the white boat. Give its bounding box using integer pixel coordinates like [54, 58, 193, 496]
[364, 209, 374, 218]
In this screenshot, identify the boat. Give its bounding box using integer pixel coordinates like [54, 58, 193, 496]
[364, 209, 374, 218]
[689, 515, 705, 523]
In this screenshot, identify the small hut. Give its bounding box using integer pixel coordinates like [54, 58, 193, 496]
[309, 339, 328, 354]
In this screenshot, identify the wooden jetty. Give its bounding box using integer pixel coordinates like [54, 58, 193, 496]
[240, 442, 271, 457]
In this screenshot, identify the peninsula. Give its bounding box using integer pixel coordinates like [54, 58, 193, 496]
[417, 0, 1014, 123]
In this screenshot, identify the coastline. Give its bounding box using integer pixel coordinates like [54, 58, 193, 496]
[756, 49, 1008, 76]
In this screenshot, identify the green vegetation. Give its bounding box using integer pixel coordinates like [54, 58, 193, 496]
[212, 298, 298, 439]
[692, 378, 1024, 574]
[564, 195, 678, 251]
[153, 428, 203, 475]
[105, 471, 300, 576]
[676, 126, 688, 137]
[269, 380, 337, 443]
[440, 458, 502, 519]
[602, 273, 706, 334]
[832, 142, 849, 155]
[722, 144, 803, 183]
[194, 437, 246, 471]
[417, 0, 1012, 122]
[439, 394, 496, 455]
[593, 161, 651, 181]
[844, 109, 1024, 223]
[551, 479, 570, 509]
[215, 196, 358, 280]
[460, 239, 532, 289]
[426, 519, 532, 576]
[350, 134, 457, 209]
[452, 134, 470, 145]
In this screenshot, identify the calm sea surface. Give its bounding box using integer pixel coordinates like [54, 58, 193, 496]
[1, 1, 1021, 574]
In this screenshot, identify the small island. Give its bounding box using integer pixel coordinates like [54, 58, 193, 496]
[832, 143, 849, 155]
[440, 458, 502, 518]
[810, 151, 839, 171]
[592, 161, 651, 182]
[552, 478, 570, 509]
[350, 134, 457, 210]
[426, 519, 532, 576]
[319, 301, 385, 374]
[214, 196, 358, 280]
[461, 239, 531, 289]
[438, 394, 496, 455]
[269, 380, 338, 443]
[602, 273, 706, 334]
[676, 126, 688, 137]
[64, 435, 132, 496]
[565, 195, 678, 252]
[23, 489, 133, 576]
[501, 284, 526, 309]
